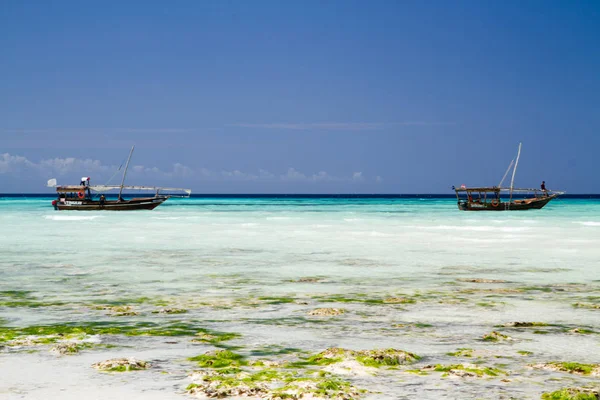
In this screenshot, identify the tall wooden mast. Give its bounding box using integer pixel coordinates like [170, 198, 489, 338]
[118, 145, 135, 201]
[509, 142, 522, 204]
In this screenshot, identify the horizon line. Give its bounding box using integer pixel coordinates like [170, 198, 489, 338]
[1, 192, 598, 196]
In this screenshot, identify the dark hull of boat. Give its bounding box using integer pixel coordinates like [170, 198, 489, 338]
[56, 197, 167, 211]
[457, 195, 557, 211]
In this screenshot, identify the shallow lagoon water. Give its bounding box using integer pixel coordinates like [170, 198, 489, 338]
[1, 196, 599, 399]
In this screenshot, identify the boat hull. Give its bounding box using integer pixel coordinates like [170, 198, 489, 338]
[56, 197, 167, 211]
[457, 195, 557, 211]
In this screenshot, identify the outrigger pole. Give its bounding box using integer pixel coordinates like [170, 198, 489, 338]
[509, 142, 522, 206]
[118, 145, 135, 201]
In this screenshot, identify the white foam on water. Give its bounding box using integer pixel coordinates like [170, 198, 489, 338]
[44, 215, 102, 221]
[424, 225, 530, 232]
[578, 221, 600, 226]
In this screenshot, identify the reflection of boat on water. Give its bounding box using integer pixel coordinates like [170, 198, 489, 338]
[454, 143, 564, 211]
[49, 146, 191, 211]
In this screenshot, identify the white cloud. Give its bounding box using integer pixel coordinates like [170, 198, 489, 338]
[173, 163, 194, 177]
[281, 168, 307, 181]
[0, 153, 35, 173]
[220, 170, 258, 181]
[280, 168, 358, 183]
[38, 157, 111, 175]
[258, 169, 275, 179]
[0, 153, 371, 185]
[312, 171, 333, 182]
[0, 153, 188, 179]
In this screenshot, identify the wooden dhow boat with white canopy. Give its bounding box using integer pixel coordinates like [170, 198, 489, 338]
[49, 146, 191, 211]
[454, 143, 564, 211]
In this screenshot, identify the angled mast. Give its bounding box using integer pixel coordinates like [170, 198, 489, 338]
[509, 142, 522, 203]
[118, 145, 135, 201]
[498, 158, 515, 188]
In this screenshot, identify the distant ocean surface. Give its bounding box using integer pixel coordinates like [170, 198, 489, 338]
[1, 195, 599, 399]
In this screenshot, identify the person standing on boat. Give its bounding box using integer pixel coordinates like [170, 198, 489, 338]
[541, 181, 547, 196]
[80, 177, 91, 198]
[99, 194, 106, 207]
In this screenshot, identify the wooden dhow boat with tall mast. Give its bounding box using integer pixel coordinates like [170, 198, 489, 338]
[454, 143, 564, 211]
[49, 146, 191, 211]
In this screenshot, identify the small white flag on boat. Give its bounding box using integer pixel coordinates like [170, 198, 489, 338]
[47, 178, 57, 187]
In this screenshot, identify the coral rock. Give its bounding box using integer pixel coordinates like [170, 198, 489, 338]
[92, 358, 150, 371]
[308, 308, 345, 316]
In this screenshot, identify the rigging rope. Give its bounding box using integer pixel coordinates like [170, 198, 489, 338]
[91, 160, 125, 199]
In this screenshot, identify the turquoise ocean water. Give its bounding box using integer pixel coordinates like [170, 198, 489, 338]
[1, 195, 599, 399]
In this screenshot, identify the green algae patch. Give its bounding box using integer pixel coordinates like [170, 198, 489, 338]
[482, 331, 512, 342]
[0, 290, 32, 299]
[530, 362, 600, 376]
[354, 349, 420, 367]
[249, 345, 307, 357]
[447, 348, 474, 357]
[191, 331, 241, 345]
[2, 322, 240, 342]
[91, 305, 139, 316]
[519, 286, 555, 293]
[0, 328, 19, 343]
[542, 387, 599, 400]
[553, 363, 596, 375]
[6, 335, 61, 346]
[313, 294, 388, 305]
[517, 350, 533, 356]
[189, 350, 248, 368]
[0, 291, 66, 308]
[274, 376, 364, 399]
[246, 368, 294, 382]
[573, 303, 600, 310]
[289, 350, 344, 368]
[0, 300, 66, 308]
[393, 322, 434, 330]
[383, 297, 416, 304]
[291, 347, 419, 369]
[50, 342, 98, 355]
[307, 308, 345, 317]
[187, 369, 363, 399]
[151, 308, 187, 314]
[90, 297, 154, 306]
[92, 358, 150, 372]
[476, 301, 504, 308]
[257, 296, 297, 304]
[502, 322, 550, 328]
[405, 369, 430, 375]
[568, 328, 596, 335]
[423, 363, 506, 378]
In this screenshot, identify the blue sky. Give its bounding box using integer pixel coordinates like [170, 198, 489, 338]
[1, 0, 599, 193]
